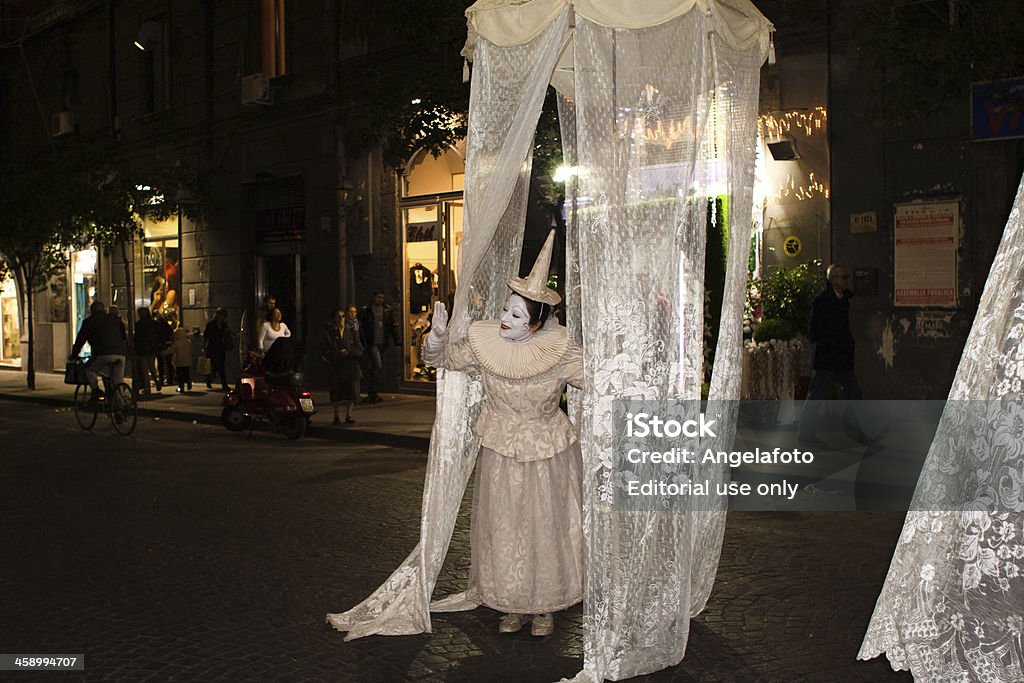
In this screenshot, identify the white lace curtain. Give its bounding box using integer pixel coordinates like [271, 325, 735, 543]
[858, 173, 1024, 681]
[562, 11, 762, 680]
[329, 3, 770, 681]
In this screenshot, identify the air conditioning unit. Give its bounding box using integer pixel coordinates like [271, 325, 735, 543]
[241, 73, 272, 106]
[51, 110, 75, 137]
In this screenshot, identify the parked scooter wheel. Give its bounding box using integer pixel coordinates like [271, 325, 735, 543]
[281, 413, 306, 440]
[222, 405, 251, 432]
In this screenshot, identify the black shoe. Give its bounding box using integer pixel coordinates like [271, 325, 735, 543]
[206, 383, 213, 389]
[332, 417, 342, 426]
[345, 417, 356, 424]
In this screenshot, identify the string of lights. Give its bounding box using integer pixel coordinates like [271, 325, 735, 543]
[759, 107, 829, 201]
[759, 106, 828, 139]
[777, 171, 830, 201]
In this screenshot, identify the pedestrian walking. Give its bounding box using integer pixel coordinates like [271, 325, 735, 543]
[798, 263, 866, 443]
[170, 326, 193, 393]
[358, 291, 401, 403]
[134, 308, 163, 394]
[155, 311, 175, 386]
[322, 306, 364, 425]
[203, 308, 233, 391]
[107, 306, 128, 355]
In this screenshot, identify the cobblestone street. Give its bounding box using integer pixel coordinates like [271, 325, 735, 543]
[1, 399, 911, 682]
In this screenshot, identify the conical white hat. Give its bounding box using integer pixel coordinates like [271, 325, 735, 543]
[506, 228, 561, 306]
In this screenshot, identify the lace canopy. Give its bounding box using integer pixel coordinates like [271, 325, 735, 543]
[858, 174, 1024, 681]
[328, 2, 772, 680]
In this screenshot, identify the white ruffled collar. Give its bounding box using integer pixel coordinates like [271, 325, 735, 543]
[467, 320, 568, 380]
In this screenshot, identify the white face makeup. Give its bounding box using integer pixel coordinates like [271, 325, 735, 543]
[499, 294, 535, 342]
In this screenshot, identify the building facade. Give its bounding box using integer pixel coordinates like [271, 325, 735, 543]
[0, 0, 467, 391]
[1, 0, 1021, 400]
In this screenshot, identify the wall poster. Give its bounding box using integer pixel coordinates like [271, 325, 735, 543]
[894, 200, 958, 307]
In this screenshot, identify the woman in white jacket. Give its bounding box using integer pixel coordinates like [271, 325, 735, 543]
[258, 307, 291, 354]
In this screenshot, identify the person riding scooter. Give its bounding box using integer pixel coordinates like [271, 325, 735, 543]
[222, 336, 315, 439]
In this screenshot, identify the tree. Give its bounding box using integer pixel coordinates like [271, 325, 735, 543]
[847, 1, 1024, 129]
[70, 157, 200, 389]
[339, 0, 564, 176]
[0, 154, 90, 388]
[340, 0, 472, 167]
[0, 145, 190, 389]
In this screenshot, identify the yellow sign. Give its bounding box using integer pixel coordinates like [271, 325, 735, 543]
[783, 235, 802, 257]
[850, 210, 877, 233]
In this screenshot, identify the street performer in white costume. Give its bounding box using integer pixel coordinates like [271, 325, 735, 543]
[422, 229, 584, 637]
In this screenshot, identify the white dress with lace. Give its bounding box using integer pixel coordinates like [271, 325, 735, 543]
[423, 320, 585, 614]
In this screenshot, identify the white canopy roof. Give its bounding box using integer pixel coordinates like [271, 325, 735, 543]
[464, 0, 773, 58]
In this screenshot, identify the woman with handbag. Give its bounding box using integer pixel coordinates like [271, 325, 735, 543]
[322, 306, 364, 425]
[202, 308, 233, 391]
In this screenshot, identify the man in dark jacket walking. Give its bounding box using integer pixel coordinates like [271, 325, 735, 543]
[70, 301, 126, 399]
[358, 291, 401, 403]
[799, 264, 863, 442]
[134, 308, 163, 394]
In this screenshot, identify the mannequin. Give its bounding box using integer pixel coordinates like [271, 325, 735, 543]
[422, 230, 583, 636]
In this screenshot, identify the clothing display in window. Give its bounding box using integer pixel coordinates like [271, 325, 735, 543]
[409, 263, 433, 313]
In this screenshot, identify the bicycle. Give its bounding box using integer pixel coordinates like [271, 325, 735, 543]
[71, 359, 138, 436]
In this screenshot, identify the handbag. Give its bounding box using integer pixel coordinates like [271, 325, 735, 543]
[196, 354, 213, 376]
[64, 359, 87, 385]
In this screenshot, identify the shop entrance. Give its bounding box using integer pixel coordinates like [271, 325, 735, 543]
[0, 275, 20, 367]
[402, 197, 463, 383]
[400, 145, 465, 386]
[257, 251, 306, 348]
[69, 248, 100, 358]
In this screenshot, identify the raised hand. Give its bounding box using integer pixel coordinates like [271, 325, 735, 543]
[431, 301, 449, 337]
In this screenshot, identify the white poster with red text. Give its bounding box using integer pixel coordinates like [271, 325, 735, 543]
[894, 200, 958, 307]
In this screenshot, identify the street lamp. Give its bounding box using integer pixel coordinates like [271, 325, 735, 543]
[337, 177, 360, 210]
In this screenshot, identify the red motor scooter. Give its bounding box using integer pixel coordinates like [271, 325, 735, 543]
[222, 351, 316, 439]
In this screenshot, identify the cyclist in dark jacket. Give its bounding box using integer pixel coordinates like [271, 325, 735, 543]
[70, 301, 126, 397]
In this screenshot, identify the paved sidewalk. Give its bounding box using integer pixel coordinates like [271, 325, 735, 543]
[0, 367, 434, 449]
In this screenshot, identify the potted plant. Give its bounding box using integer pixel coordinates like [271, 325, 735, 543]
[741, 261, 823, 420]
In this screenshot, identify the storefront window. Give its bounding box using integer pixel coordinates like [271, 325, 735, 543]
[0, 275, 20, 366]
[137, 216, 180, 324]
[401, 146, 464, 384]
[405, 204, 438, 382]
